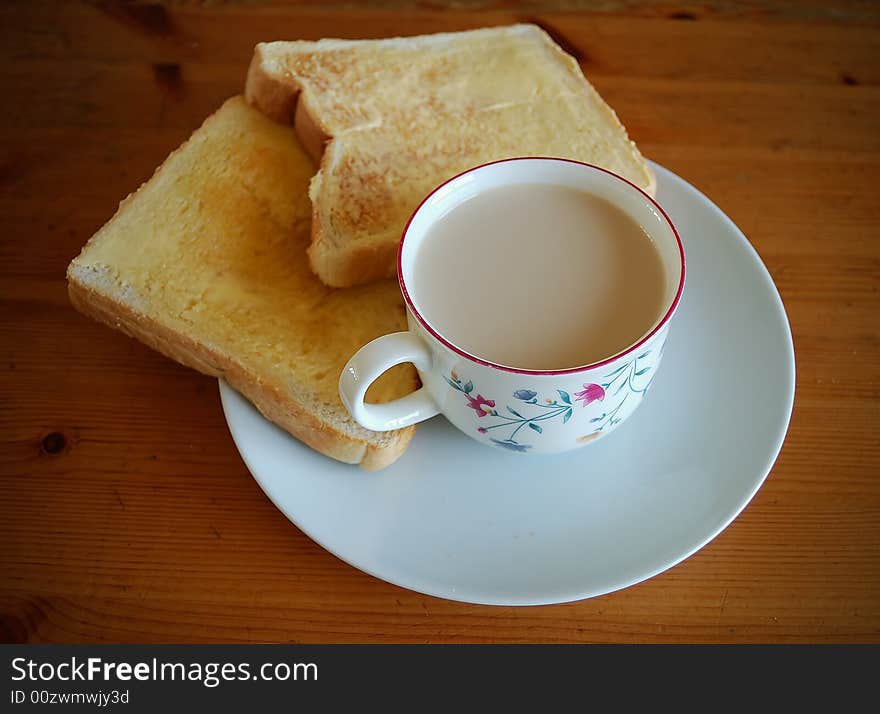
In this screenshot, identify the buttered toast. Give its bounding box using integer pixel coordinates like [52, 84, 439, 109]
[67, 96, 418, 470]
[246, 24, 655, 287]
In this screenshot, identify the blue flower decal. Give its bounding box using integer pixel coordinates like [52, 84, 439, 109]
[513, 389, 537, 401]
[491, 439, 532, 452]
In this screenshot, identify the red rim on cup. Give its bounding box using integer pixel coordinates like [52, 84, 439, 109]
[397, 157, 686, 376]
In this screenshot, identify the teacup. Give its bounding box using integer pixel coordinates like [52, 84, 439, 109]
[339, 158, 685, 454]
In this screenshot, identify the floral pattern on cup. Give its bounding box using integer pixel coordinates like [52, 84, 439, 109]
[445, 348, 657, 452]
[588, 348, 658, 432]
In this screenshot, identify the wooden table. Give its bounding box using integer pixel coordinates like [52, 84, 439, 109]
[1, 1, 878, 644]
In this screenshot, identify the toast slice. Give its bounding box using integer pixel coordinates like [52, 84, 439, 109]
[67, 96, 418, 470]
[246, 24, 656, 287]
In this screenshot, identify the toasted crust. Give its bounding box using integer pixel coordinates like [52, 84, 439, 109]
[68, 279, 396, 468]
[67, 97, 418, 471]
[67, 277, 414, 470]
[307, 217, 399, 288]
[246, 25, 657, 288]
[244, 50, 299, 125]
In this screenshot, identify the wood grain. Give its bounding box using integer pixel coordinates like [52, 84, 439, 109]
[1, 0, 878, 643]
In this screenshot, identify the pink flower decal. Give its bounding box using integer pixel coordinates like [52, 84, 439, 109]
[466, 394, 496, 417]
[574, 383, 605, 407]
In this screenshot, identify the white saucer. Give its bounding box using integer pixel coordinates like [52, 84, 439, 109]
[219, 163, 795, 606]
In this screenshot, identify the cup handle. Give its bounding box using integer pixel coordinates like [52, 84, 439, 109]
[339, 332, 440, 432]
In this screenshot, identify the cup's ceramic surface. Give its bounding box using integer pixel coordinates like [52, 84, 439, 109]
[339, 158, 685, 454]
